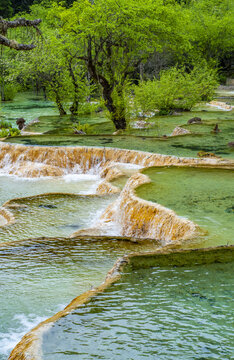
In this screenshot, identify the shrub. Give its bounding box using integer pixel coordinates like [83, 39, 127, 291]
[3, 84, 18, 101]
[0, 126, 20, 137]
[73, 122, 95, 135]
[0, 129, 9, 138]
[0, 120, 12, 129]
[133, 65, 219, 114]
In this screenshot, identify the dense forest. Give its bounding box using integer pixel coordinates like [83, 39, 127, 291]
[0, 0, 233, 129]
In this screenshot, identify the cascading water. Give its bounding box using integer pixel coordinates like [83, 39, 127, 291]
[0, 140, 233, 360]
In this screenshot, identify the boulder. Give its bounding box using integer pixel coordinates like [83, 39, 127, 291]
[16, 117, 26, 130]
[74, 129, 86, 135]
[171, 126, 191, 136]
[187, 117, 202, 124]
[197, 151, 221, 158]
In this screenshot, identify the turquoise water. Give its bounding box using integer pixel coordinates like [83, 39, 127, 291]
[0, 238, 125, 359]
[1, 90, 233, 359]
[42, 261, 234, 360]
[0, 193, 116, 242]
[0, 173, 101, 204]
[136, 167, 234, 248]
[1, 92, 57, 125]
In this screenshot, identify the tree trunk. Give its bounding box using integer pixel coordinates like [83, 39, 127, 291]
[102, 87, 126, 130]
[68, 60, 79, 115]
[55, 93, 66, 116]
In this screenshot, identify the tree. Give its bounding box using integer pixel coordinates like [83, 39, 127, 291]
[52, 0, 189, 130]
[0, 17, 41, 50]
[185, 0, 234, 76]
[0, 0, 13, 19]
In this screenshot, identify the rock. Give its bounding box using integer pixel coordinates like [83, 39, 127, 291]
[171, 126, 191, 136]
[227, 142, 234, 148]
[208, 101, 233, 111]
[38, 204, 57, 209]
[113, 130, 122, 135]
[197, 151, 221, 158]
[187, 117, 202, 124]
[16, 117, 26, 130]
[74, 129, 86, 135]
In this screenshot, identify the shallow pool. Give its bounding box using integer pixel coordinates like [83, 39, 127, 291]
[42, 260, 234, 360]
[136, 167, 234, 248]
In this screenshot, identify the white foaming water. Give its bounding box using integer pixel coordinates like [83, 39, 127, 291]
[0, 173, 102, 205]
[0, 313, 47, 358]
[0, 301, 66, 359]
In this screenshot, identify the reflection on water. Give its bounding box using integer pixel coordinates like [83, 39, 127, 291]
[42, 261, 234, 360]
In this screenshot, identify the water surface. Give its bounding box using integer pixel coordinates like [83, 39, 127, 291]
[136, 167, 234, 247]
[42, 261, 234, 360]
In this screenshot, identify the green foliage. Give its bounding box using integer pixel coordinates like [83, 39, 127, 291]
[8, 127, 21, 136]
[0, 124, 20, 137]
[0, 0, 13, 18]
[73, 122, 95, 135]
[77, 102, 101, 116]
[0, 120, 12, 129]
[134, 65, 219, 114]
[3, 84, 19, 101]
[50, 0, 190, 129]
[0, 128, 9, 138]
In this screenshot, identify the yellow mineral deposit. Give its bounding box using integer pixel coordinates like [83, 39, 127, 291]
[71, 173, 202, 242]
[96, 180, 121, 195]
[0, 143, 233, 180]
[208, 100, 234, 111]
[0, 207, 15, 227]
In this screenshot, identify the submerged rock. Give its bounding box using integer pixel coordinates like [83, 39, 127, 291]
[38, 204, 57, 209]
[225, 206, 234, 213]
[171, 126, 191, 136]
[227, 142, 234, 148]
[187, 117, 202, 124]
[197, 151, 221, 158]
[74, 129, 86, 135]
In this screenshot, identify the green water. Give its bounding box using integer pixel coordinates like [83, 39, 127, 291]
[3, 91, 234, 159]
[1, 90, 234, 359]
[0, 193, 116, 242]
[6, 129, 234, 159]
[42, 260, 234, 360]
[136, 167, 234, 248]
[0, 237, 132, 359]
[0, 174, 101, 204]
[1, 92, 58, 125]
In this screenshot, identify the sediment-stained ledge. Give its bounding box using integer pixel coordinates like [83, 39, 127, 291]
[0, 142, 233, 179]
[0, 207, 15, 227]
[8, 244, 234, 360]
[72, 173, 203, 242]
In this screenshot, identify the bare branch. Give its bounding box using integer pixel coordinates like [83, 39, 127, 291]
[0, 18, 42, 35]
[0, 34, 36, 50]
[0, 17, 41, 50]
